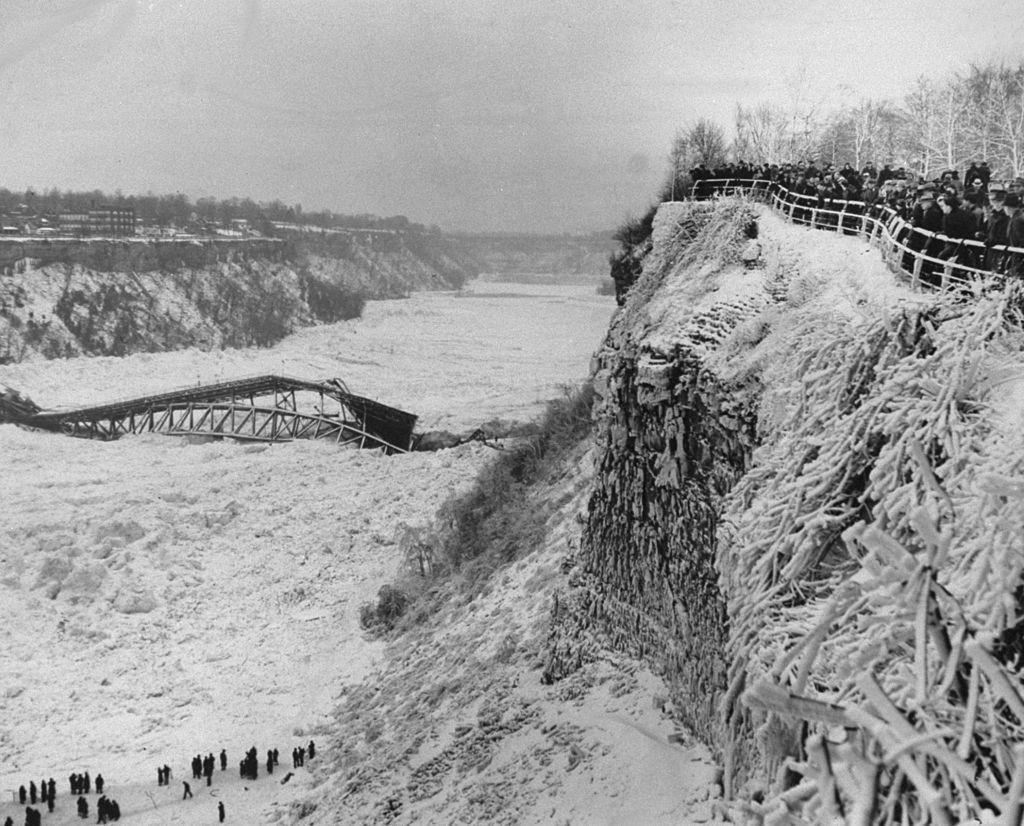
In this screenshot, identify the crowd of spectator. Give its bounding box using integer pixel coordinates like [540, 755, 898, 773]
[688, 160, 1024, 279]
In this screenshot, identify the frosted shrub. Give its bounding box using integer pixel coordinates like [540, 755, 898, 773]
[717, 284, 1024, 823]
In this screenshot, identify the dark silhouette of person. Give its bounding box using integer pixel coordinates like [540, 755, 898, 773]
[4, 814, 13, 826]
[291, 747, 298, 768]
[95, 774, 104, 794]
[182, 781, 193, 800]
[218, 801, 225, 822]
[39, 779, 47, 802]
[163, 764, 171, 784]
[110, 800, 120, 821]
[272, 748, 279, 766]
[18, 786, 26, 804]
[156, 767, 163, 786]
[84, 771, 91, 794]
[220, 749, 227, 771]
[29, 781, 37, 804]
[77, 795, 89, 819]
[69, 773, 77, 794]
[266, 749, 274, 775]
[46, 794, 54, 814]
[47, 778, 56, 800]
[308, 740, 315, 760]
[97, 795, 109, 823]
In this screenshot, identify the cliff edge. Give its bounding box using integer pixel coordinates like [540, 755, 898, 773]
[548, 196, 1024, 822]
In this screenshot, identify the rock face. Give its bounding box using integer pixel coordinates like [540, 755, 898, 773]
[545, 200, 763, 753]
[547, 197, 1024, 819]
[0, 233, 477, 362]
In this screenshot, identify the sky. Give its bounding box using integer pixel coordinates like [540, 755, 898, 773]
[0, 0, 1022, 233]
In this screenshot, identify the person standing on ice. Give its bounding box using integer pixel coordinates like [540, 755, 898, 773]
[95, 774, 104, 794]
[18, 785, 26, 804]
[218, 801, 225, 822]
[77, 795, 89, 819]
[220, 749, 227, 771]
[39, 778, 47, 803]
[47, 778, 56, 800]
[83, 771, 91, 794]
[308, 740, 315, 760]
[266, 749, 274, 775]
[28, 781, 37, 804]
[182, 780, 193, 800]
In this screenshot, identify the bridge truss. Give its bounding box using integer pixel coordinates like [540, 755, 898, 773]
[2, 375, 417, 453]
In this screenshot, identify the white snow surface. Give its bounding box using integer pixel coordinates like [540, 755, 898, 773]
[0, 282, 613, 824]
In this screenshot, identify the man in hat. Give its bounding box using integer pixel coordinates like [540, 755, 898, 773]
[983, 185, 1010, 271]
[908, 189, 943, 276]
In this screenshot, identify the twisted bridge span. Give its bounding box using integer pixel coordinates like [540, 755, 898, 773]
[0, 374, 417, 453]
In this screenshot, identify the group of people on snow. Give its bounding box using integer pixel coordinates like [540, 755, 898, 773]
[7, 771, 118, 824]
[5, 740, 317, 825]
[690, 160, 1024, 278]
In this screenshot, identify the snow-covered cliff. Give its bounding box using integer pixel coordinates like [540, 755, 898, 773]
[0, 234, 476, 362]
[548, 197, 1024, 822]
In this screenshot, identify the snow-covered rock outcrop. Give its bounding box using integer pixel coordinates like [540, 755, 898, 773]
[548, 197, 1024, 822]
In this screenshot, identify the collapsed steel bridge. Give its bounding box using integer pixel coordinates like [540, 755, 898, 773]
[0, 375, 417, 453]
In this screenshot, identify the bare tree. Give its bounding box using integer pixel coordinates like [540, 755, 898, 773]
[686, 118, 727, 167]
[666, 129, 690, 200]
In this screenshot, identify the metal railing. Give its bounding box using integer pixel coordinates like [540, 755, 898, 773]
[688, 178, 1024, 290]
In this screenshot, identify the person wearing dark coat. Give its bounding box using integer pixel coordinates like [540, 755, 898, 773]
[70, 773, 78, 794]
[18, 786, 26, 805]
[77, 795, 89, 819]
[83, 771, 91, 794]
[39, 779, 47, 803]
[95, 774, 104, 794]
[220, 749, 227, 771]
[110, 800, 120, 821]
[182, 781, 193, 800]
[1005, 192, 1024, 276]
[267, 750, 274, 775]
[218, 801, 225, 822]
[907, 190, 944, 279]
[46, 794, 54, 814]
[4, 815, 13, 826]
[272, 748, 279, 766]
[28, 782, 36, 805]
[47, 778, 56, 800]
[937, 194, 979, 266]
[308, 740, 315, 760]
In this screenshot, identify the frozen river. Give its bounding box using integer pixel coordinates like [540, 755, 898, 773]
[0, 281, 613, 824]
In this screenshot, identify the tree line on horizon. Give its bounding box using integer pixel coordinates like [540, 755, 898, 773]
[0, 187, 434, 234]
[667, 60, 1024, 188]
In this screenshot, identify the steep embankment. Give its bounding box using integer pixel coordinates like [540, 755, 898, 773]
[547, 197, 1024, 822]
[0, 232, 476, 362]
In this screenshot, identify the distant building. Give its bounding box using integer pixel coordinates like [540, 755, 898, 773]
[58, 206, 136, 237]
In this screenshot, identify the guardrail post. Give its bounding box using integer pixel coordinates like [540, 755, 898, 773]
[911, 255, 924, 288]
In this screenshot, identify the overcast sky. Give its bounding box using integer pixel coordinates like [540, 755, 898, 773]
[0, 0, 1021, 232]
